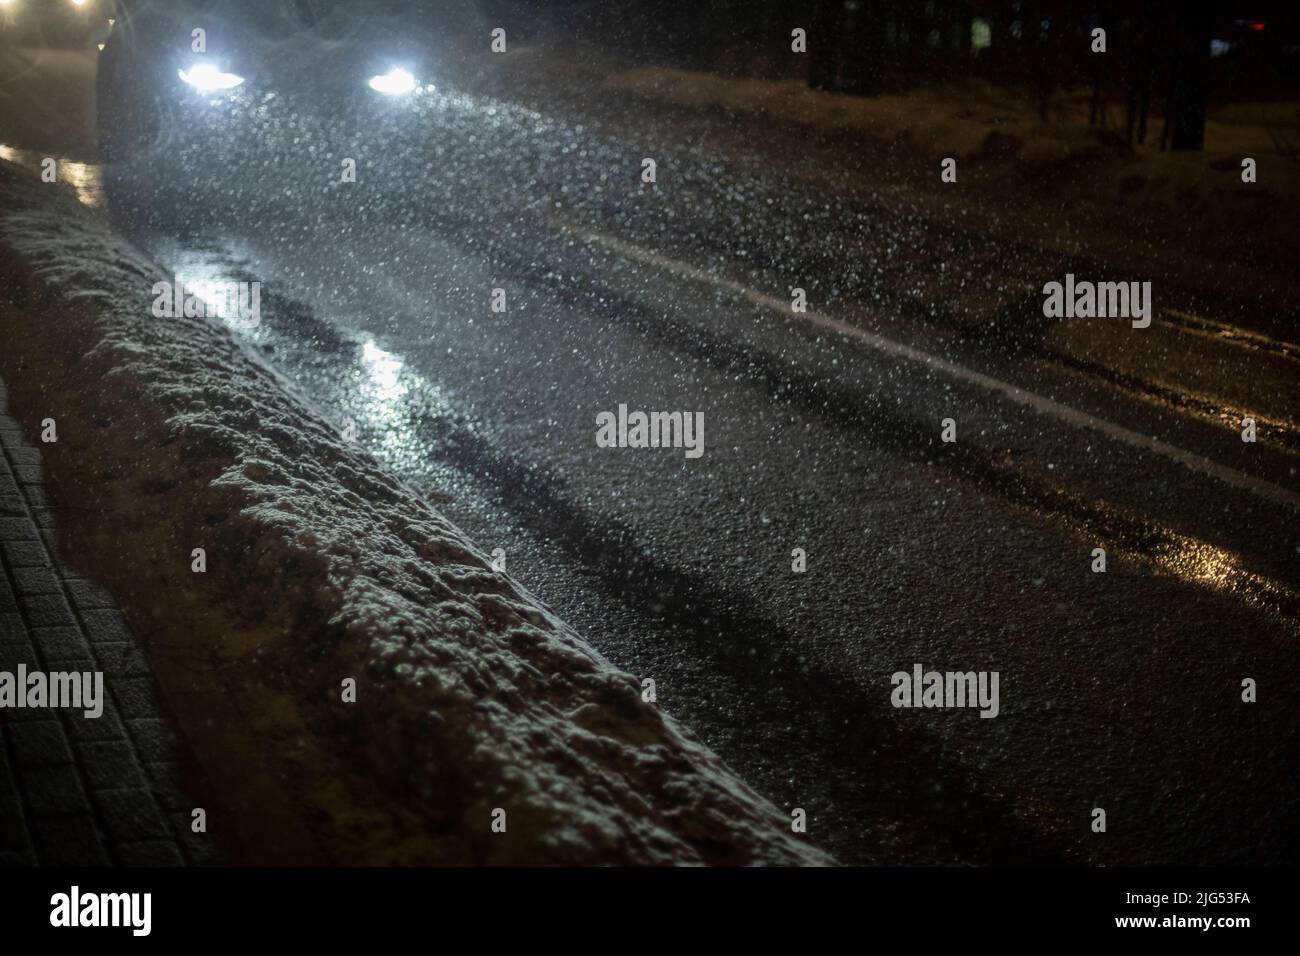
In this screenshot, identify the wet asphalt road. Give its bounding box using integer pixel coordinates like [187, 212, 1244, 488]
[20, 54, 1300, 865]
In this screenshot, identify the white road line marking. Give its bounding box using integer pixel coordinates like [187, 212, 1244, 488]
[574, 227, 1300, 510]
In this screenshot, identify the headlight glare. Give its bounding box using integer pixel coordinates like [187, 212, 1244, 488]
[368, 68, 416, 96]
[179, 63, 245, 92]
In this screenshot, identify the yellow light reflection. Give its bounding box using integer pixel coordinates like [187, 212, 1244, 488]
[58, 159, 103, 208]
[1152, 537, 1297, 628]
[0, 147, 104, 208]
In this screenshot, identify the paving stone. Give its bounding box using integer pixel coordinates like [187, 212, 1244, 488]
[64, 699, 127, 742]
[94, 642, 154, 678]
[0, 613, 28, 641]
[0, 641, 40, 673]
[80, 609, 133, 644]
[0, 518, 38, 540]
[0, 746, 32, 849]
[0, 703, 51, 723]
[13, 465, 43, 485]
[30, 626, 92, 662]
[9, 720, 74, 768]
[65, 579, 115, 611]
[13, 566, 61, 596]
[77, 740, 148, 794]
[0, 744, 16, 793]
[20, 594, 76, 628]
[32, 814, 110, 866]
[126, 718, 179, 763]
[93, 788, 170, 842]
[118, 839, 185, 866]
[6, 447, 41, 466]
[1, 407, 194, 865]
[21, 487, 49, 511]
[173, 812, 223, 865]
[21, 764, 90, 816]
[0, 786, 32, 852]
[114, 677, 164, 720]
[1, 540, 51, 567]
[147, 767, 194, 812]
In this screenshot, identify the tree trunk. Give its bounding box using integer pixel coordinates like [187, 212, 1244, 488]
[1166, 7, 1213, 151]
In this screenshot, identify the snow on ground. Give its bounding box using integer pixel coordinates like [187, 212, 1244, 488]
[0, 160, 832, 865]
[546, 57, 1299, 308]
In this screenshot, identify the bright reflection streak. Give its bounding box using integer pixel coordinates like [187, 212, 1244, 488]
[1156, 541, 1241, 589]
[1149, 537, 1298, 629]
[362, 340, 406, 403]
[152, 245, 263, 334]
[368, 68, 416, 95]
[58, 159, 103, 208]
[357, 338, 424, 462]
[0, 147, 103, 207]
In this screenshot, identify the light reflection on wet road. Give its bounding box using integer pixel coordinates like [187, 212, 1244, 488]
[0, 145, 104, 207]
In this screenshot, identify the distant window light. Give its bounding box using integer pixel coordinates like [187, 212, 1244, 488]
[927, 28, 941, 48]
[972, 18, 992, 52]
[1009, 20, 1023, 40]
[1210, 39, 1234, 57]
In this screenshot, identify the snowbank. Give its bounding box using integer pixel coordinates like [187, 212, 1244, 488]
[0, 160, 832, 865]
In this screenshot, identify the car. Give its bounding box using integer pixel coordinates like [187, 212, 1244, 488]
[96, 0, 501, 226]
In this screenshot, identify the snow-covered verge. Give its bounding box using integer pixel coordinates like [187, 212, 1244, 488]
[0, 161, 833, 865]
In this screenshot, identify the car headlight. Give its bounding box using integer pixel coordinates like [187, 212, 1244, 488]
[368, 68, 416, 96]
[179, 63, 245, 92]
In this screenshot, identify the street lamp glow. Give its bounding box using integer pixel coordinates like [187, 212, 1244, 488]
[178, 63, 245, 92]
[368, 68, 416, 95]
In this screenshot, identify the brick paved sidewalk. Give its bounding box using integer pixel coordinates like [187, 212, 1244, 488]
[0, 377, 218, 866]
